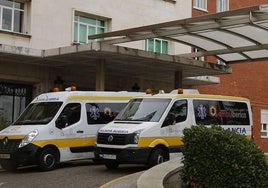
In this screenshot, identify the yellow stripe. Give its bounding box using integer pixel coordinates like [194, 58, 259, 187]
[67, 96, 133, 101]
[138, 137, 183, 147]
[32, 137, 96, 148]
[0, 135, 25, 139]
[179, 94, 249, 101]
[138, 94, 249, 101]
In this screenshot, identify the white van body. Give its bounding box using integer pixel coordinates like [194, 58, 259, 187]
[0, 90, 146, 171]
[95, 90, 253, 169]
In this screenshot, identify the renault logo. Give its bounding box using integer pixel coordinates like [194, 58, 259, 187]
[3, 137, 8, 146]
[108, 135, 113, 142]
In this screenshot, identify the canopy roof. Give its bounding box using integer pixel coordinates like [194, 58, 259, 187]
[89, 4, 268, 64]
[0, 42, 230, 84]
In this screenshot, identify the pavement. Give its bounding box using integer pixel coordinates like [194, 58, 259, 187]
[100, 157, 183, 188]
[0, 157, 183, 188]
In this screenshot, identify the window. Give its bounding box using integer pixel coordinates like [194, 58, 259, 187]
[261, 109, 268, 138]
[14, 102, 62, 125]
[115, 98, 171, 122]
[167, 100, 187, 123]
[145, 38, 168, 54]
[193, 0, 207, 11]
[0, 0, 24, 33]
[56, 103, 81, 128]
[73, 12, 106, 44]
[193, 100, 250, 126]
[193, 48, 204, 61]
[217, 0, 229, 12]
[86, 103, 126, 124]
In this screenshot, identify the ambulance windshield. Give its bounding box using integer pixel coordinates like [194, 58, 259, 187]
[115, 98, 171, 122]
[13, 102, 63, 125]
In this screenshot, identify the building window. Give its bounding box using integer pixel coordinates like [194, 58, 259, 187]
[145, 38, 168, 54]
[0, 0, 24, 33]
[261, 109, 268, 138]
[217, 0, 229, 12]
[193, 0, 207, 11]
[73, 12, 106, 44]
[193, 48, 204, 61]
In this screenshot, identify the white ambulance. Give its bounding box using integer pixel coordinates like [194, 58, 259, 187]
[0, 88, 146, 171]
[95, 89, 253, 169]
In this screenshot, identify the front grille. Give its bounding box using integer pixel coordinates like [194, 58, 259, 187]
[0, 138, 21, 152]
[97, 133, 133, 145]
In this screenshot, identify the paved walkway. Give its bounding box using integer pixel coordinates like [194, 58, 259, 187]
[100, 157, 183, 188]
[0, 157, 183, 188]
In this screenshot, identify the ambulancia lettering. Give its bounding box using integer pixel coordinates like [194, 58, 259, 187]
[99, 129, 128, 134]
[226, 127, 247, 135]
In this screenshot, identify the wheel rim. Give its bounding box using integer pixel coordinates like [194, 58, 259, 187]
[43, 153, 55, 167]
[157, 154, 164, 164]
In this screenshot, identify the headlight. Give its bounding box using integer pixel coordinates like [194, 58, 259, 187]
[19, 129, 39, 148]
[132, 129, 143, 144]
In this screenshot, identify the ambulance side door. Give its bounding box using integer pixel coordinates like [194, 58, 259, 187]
[162, 99, 188, 139]
[55, 102, 86, 151]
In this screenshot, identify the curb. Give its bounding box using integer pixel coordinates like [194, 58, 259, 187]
[137, 157, 183, 188]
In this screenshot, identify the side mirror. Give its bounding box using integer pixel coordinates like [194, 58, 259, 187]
[162, 113, 176, 127]
[55, 115, 68, 129]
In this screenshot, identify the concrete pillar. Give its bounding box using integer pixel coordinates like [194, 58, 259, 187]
[174, 71, 183, 89]
[95, 59, 105, 91]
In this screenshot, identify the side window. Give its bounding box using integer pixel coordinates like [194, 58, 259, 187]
[193, 100, 250, 125]
[86, 103, 126, 124]
[163, 100, 187, 127]
[56, 103, 81, 128]
[170, 100, 187, 123]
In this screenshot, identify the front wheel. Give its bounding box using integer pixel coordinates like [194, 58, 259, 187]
[0, 160, 17, 172]
[104, 160, 119, 169]
[38, 148, 59, 171]
[148, 148, 167, 168]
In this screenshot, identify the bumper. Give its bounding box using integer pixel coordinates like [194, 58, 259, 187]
[95, 146, 153, 164]
[0, 143, 40, 166]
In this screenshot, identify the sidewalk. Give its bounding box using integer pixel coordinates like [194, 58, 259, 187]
[0, 158, 183, 188]
[100, 157, 183, 188]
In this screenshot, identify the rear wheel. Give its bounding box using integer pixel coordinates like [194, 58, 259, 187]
[0, 160, 17, 172]
[104, 160, 119, 169]
[148, 148, 167, 168]
[38, 148, 59, 171]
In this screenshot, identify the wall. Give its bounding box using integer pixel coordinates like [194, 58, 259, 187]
[0, 0, 192, 52]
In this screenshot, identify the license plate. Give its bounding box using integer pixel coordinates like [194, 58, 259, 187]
[0, 154, 10, 159]
[102, 154, 116, 160]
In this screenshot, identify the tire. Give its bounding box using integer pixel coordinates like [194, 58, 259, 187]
[104, 160, 119, 169]
[0, 160, 17, 172]
[148, 148, 167, 168]
[38, 148, 59, 171]
[92, 158, 103, 164]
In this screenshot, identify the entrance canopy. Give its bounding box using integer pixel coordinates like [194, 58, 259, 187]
[89, 4, 268, 64]
[0, 42, 231, 84]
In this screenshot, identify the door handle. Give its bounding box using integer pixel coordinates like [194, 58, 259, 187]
[77, 130, 84, 133]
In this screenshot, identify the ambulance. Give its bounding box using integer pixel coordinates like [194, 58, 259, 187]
[0, 87, 146, 171]
[95, 89, 253, 169]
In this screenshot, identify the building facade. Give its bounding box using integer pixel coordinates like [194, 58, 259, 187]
[1, 0, 267, 153]
[0, 0, 192, 125]
[193, 0, 268, 152]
